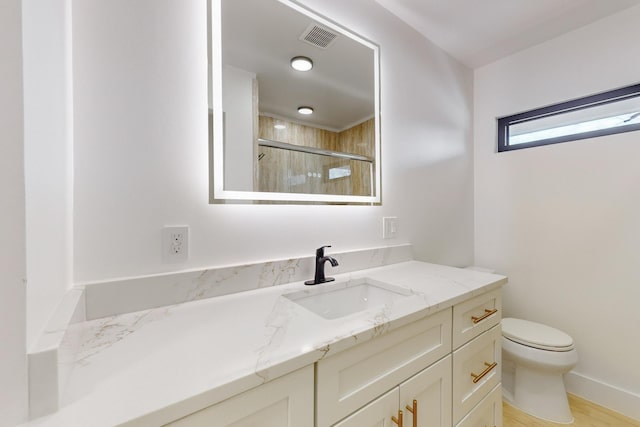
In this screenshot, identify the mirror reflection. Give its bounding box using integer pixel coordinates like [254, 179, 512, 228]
[210, 0, 381, 203]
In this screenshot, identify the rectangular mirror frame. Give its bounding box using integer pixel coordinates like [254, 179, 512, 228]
[209, 0, 381, 204]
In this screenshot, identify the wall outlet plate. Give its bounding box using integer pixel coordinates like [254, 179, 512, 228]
[383, 217, 399, 239]
[162, 226, 189, 263]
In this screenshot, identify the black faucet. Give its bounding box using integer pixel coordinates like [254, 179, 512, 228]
[305, 245, 339, 285]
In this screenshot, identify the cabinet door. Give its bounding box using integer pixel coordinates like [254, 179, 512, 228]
[333, 388, 400, 427]
[399, 355, 452, 427]
[165, 366, 313, 427]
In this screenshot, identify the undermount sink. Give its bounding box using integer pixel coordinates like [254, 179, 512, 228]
[283, 278, 412, 320]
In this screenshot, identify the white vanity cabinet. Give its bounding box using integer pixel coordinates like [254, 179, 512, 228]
[319, 288, 502, 427]
[453, 325, 501, 424]
[452, 289, 502, 426]
[165, 365, 313, 427]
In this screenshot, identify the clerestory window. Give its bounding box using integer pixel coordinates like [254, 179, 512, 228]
[497, 83, 640, 152]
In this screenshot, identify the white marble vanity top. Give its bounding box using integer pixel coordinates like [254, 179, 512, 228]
[24, 261, 506, 427]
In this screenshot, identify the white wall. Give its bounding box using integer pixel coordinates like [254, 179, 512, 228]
[23, 0, 74, 350]
[0, 0, 28, 424]
[475, 5, 640, 418]
[222, 64, 255, 191]
[72, 0, 474, 283]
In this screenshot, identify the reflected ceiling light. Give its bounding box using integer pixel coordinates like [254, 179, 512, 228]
[297, 106, 314, 115]
[290, 56, 313, 71]
[274, 124, 286, 130]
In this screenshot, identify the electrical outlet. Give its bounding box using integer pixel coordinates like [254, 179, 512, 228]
[163, 226, 189, 262]
[383, 217, 399, 239]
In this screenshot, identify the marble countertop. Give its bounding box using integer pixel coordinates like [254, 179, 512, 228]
[24, 261, 506, 427]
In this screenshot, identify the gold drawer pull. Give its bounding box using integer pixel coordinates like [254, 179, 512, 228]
[391, 409, 403, 427]
[405, 400, 417, 427]
[471, 361, 498, 383]
[471, 308, 498, 324]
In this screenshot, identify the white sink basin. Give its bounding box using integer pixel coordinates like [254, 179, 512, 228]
[284, 278, 411, 320]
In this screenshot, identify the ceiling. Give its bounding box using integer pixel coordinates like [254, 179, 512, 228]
[374, 0, 640, 68]
[219, 0, 640, 131]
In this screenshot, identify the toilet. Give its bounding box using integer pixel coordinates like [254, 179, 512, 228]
[501, 318, 578, 424]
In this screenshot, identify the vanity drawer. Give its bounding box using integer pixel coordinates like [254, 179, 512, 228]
[453, 289, 501, 349]
[456, 384, 502, 427]
[452, 324, 501, 424]
[316, 308, 452, 427]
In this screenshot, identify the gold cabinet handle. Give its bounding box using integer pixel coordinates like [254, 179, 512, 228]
[405, 399, 417, 427]
[470, 361, 498, 383]
[471, 308, 498, 324]
[391, 409, 403, 427]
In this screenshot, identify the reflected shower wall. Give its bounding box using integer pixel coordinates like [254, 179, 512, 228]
[258, 142, 373, 196]
[257, 115, 375, 196]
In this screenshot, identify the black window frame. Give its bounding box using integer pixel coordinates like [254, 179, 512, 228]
[497, 83, 640, 152]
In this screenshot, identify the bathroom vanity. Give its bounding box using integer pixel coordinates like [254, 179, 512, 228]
[23, 253, 506, 427]
[167, 286, 503, 427]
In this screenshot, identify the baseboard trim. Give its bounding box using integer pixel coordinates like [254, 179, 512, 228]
[565, 371, 640, 422]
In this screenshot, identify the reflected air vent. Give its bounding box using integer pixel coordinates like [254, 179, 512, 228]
[299, 23, 339, 49]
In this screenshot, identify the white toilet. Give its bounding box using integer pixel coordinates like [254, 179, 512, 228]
[501, 317, 578, 424]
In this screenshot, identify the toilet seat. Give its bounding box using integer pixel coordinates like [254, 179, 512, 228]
[502, 318, 574, 351]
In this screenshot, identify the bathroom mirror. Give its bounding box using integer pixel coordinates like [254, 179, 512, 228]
[209, 0, 381, 204]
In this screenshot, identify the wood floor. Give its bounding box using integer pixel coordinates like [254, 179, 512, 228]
[503, 394, 640, 427]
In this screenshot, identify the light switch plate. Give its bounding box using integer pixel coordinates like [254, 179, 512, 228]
[383, 217, 399, 239]
[162, 226, 189, 262]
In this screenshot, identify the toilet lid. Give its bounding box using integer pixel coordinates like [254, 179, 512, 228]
[502, 318, 574, 351]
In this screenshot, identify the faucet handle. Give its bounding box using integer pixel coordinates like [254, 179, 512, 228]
[316, 245, 332, 257]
